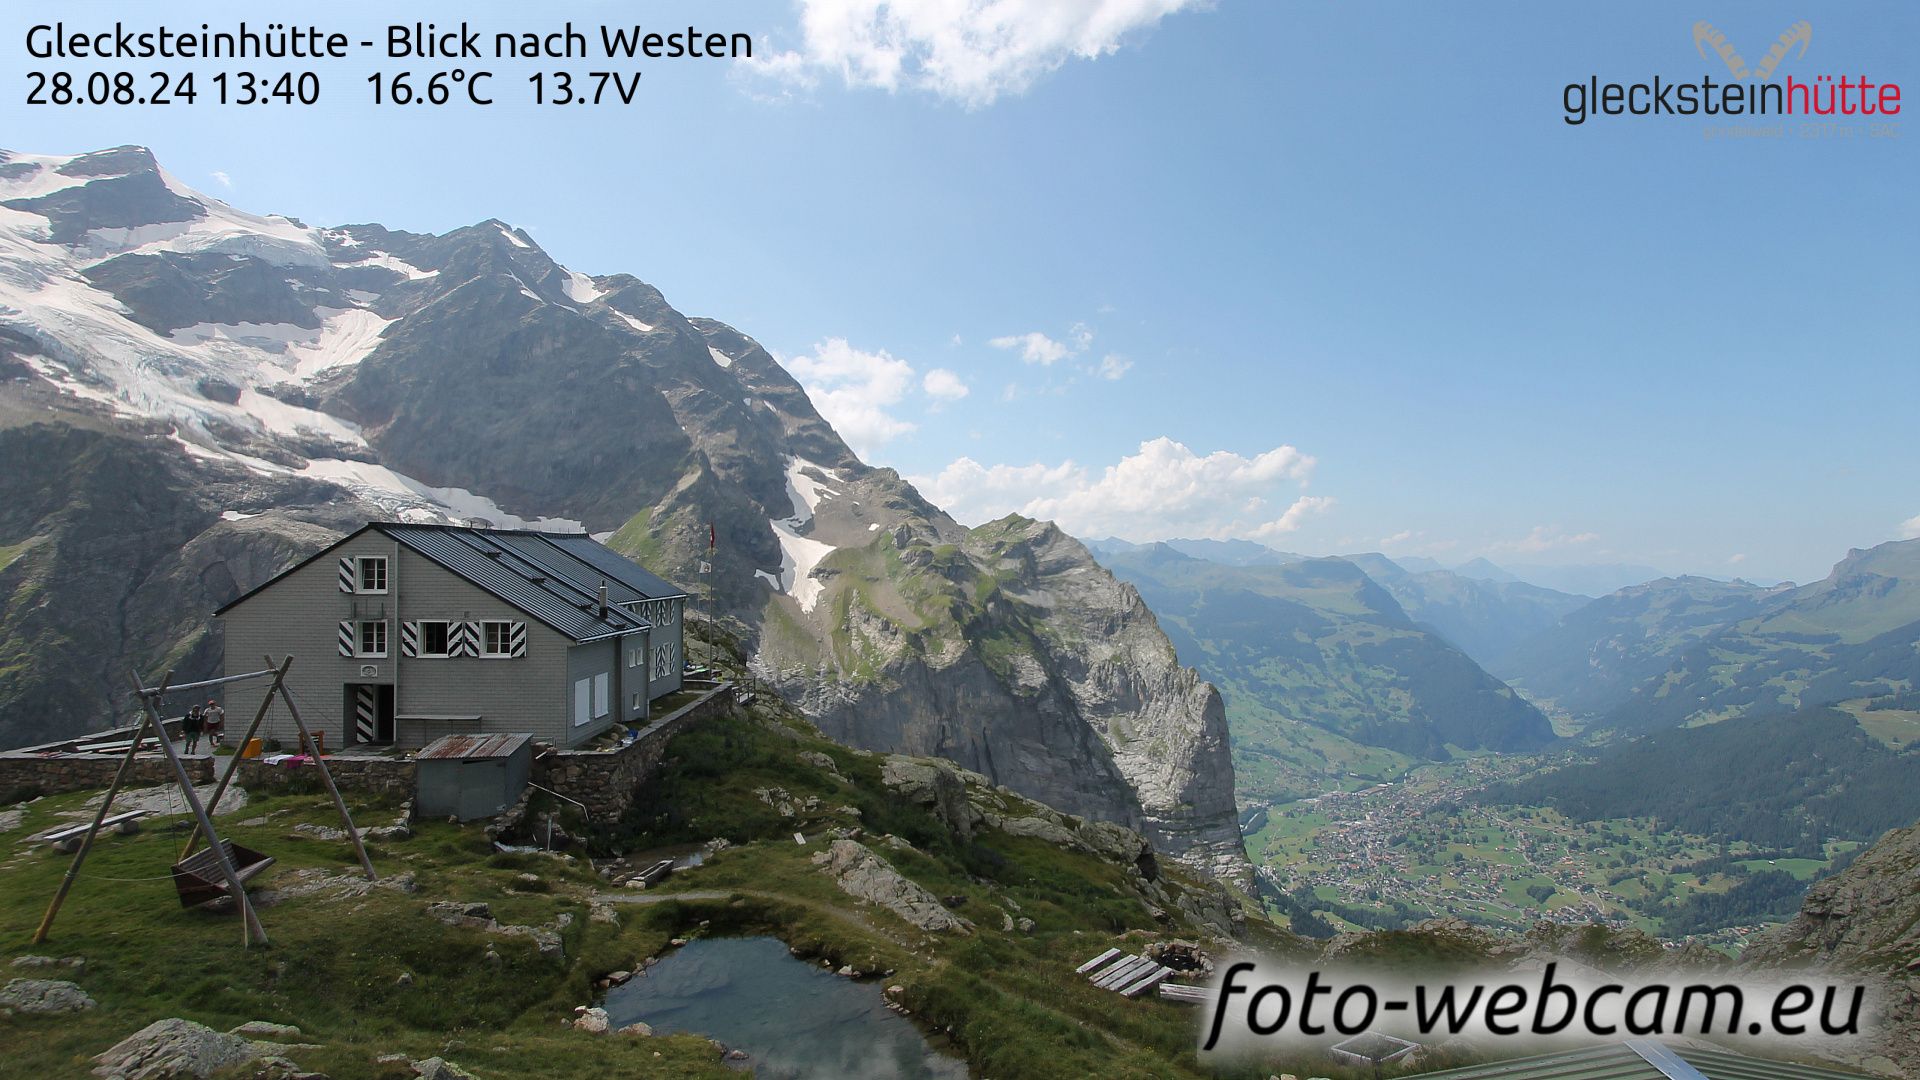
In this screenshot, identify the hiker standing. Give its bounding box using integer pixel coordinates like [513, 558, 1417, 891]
[182, 703, 205, 755]
[204, 699, 226, 748]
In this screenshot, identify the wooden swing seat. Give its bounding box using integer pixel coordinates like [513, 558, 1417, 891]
[172, 839, 275, 908]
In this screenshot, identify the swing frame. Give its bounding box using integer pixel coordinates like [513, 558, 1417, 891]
[30, 655, 377, 948]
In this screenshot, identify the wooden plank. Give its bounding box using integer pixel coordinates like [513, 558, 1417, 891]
[1157, 983, 1211, 1003]
[1094, 956, 1155, 990]
[1119, 967, 1171, 998]
[42, 810, 152, 844]
[1075, 947, 1123, 975]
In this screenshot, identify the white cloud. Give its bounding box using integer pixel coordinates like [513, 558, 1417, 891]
[989, 330, 1073, 365]
[1901, 514, 1920, 540]
[785, 338, 918, 453]
[1727, 552, 1748, 565]
[1250, 495, 1334, 538]
[922, 367, 970, 401]
[210, 171, 232, 189]
[750, 0, 1208, 107]
[1096, 353, 1132, 380]
[1491, 525, 1601, 555]
[916, 436, 1322, 540]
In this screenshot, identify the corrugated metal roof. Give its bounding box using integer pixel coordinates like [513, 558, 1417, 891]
[541, 533, 687, 599]
[1406, 1042, 1870, 1079]
[416, 733, 532, 761]
[380, 524, 651, 642]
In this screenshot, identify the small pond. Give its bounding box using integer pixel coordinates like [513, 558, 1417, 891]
[604, 936, 969, 1079]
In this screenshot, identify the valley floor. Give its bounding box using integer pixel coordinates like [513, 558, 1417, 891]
[1245, 754, 1861, 948]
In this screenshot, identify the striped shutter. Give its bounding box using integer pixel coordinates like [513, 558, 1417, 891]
[508, 621, 527, 658]
[653, 643, 671, 680]
[337, 557, 355, 593]
[400, 621, 419, 658]
[449, 621, 480, 658]
[337, 620, 355, 657]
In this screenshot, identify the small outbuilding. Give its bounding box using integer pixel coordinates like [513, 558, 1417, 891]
[413, 733, 534, 821]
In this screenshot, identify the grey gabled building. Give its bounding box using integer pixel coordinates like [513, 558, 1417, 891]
[215, 522, 688, 750]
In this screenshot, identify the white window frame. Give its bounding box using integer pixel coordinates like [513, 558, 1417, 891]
[480, 620, 514, 658]
[593, 672, 610, 718]
[357, 556, 389, 594]
[573, 677, 592, 726]
[632, 691, 645, 712]
[419, 620, 452, 658]
[357, 620, 388, 658]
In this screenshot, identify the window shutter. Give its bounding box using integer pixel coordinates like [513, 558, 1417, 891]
[452, 621, 480, 658]
[337, 620, 354, 657]
[508, 621, 527, 658]
[400, 621, 419, 658]
[337, 557, 355, 593]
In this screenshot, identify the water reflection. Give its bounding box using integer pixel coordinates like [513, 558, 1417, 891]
[604, 936, 969, 1079]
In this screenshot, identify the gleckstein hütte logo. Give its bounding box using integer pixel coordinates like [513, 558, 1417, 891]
[1562, 19, 1902, 126]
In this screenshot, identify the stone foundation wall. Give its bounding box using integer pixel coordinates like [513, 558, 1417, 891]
[0, 754, 213, 797]
[0, 684, 736, 821]
[233, 755, 416, 799]
[535, 684, 735, 821]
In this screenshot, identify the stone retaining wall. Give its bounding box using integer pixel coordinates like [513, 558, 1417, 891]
[535, 683, 736, 821]
[0, 684, 736, 822]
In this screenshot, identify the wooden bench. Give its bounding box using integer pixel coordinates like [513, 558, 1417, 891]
[171, 839, 275, 908]
[42, 810, 153, 848]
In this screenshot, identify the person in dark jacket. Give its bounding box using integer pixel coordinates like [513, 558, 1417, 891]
[182, 704, 205, 754]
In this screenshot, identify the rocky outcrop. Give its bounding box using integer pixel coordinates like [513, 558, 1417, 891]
[90, 1018, 271, 1079]
[783, 519, 1249, 885]
[1744, 821, 1920, 1076]
[0, 977, 95, 1014]
[813, 838, 974, 934]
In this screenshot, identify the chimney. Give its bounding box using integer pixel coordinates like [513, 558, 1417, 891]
[597, 579, 608, 618]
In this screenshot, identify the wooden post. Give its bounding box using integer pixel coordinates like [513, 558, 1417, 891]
[181, 655, 294, 860]
[30, 679, 167, 945]
[135, 671, 268, 946]
[272, 655, 377, 881]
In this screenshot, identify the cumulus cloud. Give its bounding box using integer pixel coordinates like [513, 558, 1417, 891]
[922, 367, 970, 401]
[1728, 552, 1749, 565]
[916, 436, 1323, 540]
[785, 338, 919, 453]
[1492, 525, 1601, 555]
[989, 330, 1074, 365]
[749, 0, 1208, 107]
[1096, 354, 1132, 380]
[1901, 514, 1920, 540]
[210, 171, 232, 188]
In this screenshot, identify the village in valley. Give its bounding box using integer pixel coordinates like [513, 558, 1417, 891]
[1243, 754, 1853, 951]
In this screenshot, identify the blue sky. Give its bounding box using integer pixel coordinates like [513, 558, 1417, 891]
[4, 1, 1914, 585]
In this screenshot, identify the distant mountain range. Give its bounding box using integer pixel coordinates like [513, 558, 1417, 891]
[1095, 544, 1556, 803]
[1503, 539, 1920, 732]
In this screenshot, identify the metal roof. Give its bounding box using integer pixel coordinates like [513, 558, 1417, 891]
[416, 733, 532, 761]
[1407, 1041, 1870, 1080]
[380, 524, 653, 643]
[540, 533, 687, 599]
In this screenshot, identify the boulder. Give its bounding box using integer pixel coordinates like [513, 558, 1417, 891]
[572, 1007, 610, 1033]
[229, 1021, 303, 1039]
[813, 839, 973, 934]
[880, 756, 983, 840]
[90, 1018, 261, 1078]
[615, 1022, 653, 1037]
[1, 977, 95, 1014]
[410, 1058, 480, 1080]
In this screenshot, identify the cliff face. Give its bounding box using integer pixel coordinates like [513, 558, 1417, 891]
[1744, 821, 1920, 1076]
[768, 516, 1249, 884]
[0, 146, 1249, 883]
